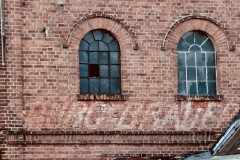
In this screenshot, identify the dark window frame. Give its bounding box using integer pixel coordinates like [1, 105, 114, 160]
[79, 29, 122, 95]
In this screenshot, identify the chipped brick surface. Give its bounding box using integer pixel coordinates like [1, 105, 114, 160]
[1, 0, 240, 159]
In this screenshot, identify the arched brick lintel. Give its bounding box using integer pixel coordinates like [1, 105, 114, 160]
[162, 15, 234, 52]
[63, 15, 136, 51]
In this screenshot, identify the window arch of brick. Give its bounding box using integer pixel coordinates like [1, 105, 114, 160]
[63, 16, 134, 101]
[163, 15, 234, 53]
[63, 15, 135, 52]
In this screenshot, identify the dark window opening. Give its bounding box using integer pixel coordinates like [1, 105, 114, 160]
[89, 64, 99, 77]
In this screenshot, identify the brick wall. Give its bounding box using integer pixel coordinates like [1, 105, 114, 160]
[1, 0, 240, 159]
[0, 10, 6, 158]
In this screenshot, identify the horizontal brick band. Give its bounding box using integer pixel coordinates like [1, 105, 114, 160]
[5, 130, 216, 135]
[104, 153, 179, 159]
[5, 130, 216, 145]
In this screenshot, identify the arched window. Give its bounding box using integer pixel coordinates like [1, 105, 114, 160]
[79, 30, 121, 95]
[177, 31, 216, 95]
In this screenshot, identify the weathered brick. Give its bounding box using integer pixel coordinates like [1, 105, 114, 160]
[0, 0, 240, 159]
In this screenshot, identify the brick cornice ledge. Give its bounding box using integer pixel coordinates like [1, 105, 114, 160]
[4, 130, 216, 145]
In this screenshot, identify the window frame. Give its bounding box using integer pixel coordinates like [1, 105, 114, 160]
[79, 29, 122, 96]
[177, 31, 218, 97]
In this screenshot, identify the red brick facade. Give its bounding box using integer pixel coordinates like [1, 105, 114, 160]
[0, 0, 240, 159]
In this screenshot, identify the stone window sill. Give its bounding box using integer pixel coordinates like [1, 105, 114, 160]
[78, 94, 127, 101]
[176, 95, 223, 101]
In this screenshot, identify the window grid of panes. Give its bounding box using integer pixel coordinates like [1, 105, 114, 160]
[79, 30, 121, 95]
[177, 31, 217, 95]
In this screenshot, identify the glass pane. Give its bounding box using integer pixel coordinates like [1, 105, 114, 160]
[89, 52, 98, 64]
[99, 41, 109, 51]
[93, 30, 103, 40]
[187, 82, 197, 95]
[89, 64, 99, 77]
[189, 45, 201, 52]
[80, 78, 88, 94]
[111, 79, 120, 94]
[178, 67, 186, 80]
[196, 32, 208, 46]
[103, 32, 113, 43]
[79, 40, 89, 51]
[208, 82, 216, 95]
[109, 40, 119, 51]
[100, 79, 109, 94]
[89, 41, 98, 51]
[182, 31, 194, 45]
[207, 67, 216, 80]
[197, 67, 206, 81]
[100, 65, 109, 77]
[99, 52, 108, 64]
[197, 53, 205, 66]
[110, 52, 119, 64]
[90, 78, 99, 94]
[198, 82, 207, 95]
[110, 65, 120, 78]
[79, 52, 88, 63]
[178, 52, 185, 66]
[207, 53, 215, 66]
[201, 39, 215, 52]
[177, 38, 189, 51]
[83, 32, 94, 43]
[178, 81, 187, 95]
[186, 53, 195, 66]
[80, 64, 88, 77]
[187, 67, 196, 80]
